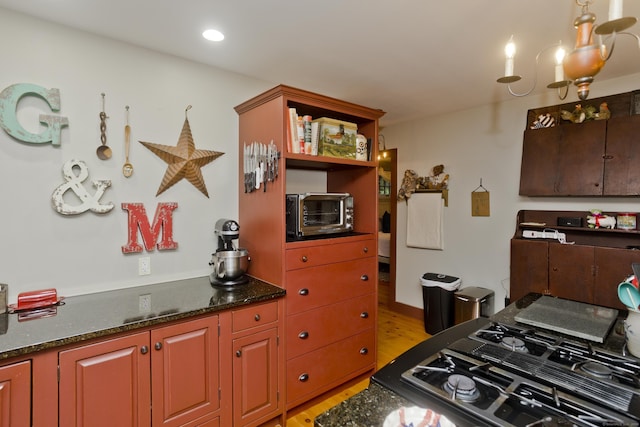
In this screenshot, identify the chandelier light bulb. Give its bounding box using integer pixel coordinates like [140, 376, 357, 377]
[609, 0, 623, 21]
[555, 46, 566, 82]
[504, 37, 516, 76]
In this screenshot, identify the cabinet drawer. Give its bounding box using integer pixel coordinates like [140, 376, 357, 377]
[286, 329, 375, 406]
[232, 301, 278, 333]
[286, 257, 375, 315]
[286, 294, 375, 359]
[285, 239, 375, 271]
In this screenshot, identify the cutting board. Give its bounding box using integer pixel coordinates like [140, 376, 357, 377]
[514, 296, 618, 343]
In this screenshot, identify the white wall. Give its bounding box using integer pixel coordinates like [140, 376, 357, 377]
[0, 9, 272, 301]
[385, 74, 640, 313]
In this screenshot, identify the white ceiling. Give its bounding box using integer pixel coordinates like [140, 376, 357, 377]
[1, 0, 639, 126]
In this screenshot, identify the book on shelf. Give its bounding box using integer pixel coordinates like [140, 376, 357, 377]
[303, 115, 312, 154]
[310, 121, 319, 156]
[288, 107, 299, 153]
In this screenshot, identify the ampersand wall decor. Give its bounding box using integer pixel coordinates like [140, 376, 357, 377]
[51, 159, 114, 215]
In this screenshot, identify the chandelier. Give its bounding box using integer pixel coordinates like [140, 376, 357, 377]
[497, 0, 638, 100]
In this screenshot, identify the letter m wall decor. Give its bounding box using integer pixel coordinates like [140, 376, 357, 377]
[122, 202, 178, 253]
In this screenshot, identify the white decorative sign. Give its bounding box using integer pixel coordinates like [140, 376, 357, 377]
[51, 159, 113, 215]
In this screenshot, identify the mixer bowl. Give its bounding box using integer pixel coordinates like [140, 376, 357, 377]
[211, 249, 250, 281]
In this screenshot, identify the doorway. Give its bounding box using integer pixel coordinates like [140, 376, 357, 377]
[377, 148, 397, 305]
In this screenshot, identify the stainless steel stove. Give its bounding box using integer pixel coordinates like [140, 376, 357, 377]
[400, 322, 640, 426]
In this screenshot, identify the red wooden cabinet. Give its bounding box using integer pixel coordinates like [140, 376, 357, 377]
[0, 360, 31, 427]
[59, 332, 151, 427]
[151, 317, 220, 427]
[231, 301, 283, 427]
[59, 316, 221, 427]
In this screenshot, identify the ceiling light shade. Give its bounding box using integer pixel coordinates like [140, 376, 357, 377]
[202, 29, 224, 42]
[497, 0, 638, 101]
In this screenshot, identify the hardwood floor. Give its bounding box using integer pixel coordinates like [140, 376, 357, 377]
[285, 281, 430, 426]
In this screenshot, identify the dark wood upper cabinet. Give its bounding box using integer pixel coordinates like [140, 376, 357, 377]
[603, 115, 640, 196]
[519, 90, 640, 197]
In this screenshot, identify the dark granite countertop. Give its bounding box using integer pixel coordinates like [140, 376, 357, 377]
[315, 294, 632, 426]
[314, 382, 414, 427]
[0, 275, 285, 361]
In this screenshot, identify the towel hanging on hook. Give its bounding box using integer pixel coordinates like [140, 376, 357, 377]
[471, 178, 490, 216]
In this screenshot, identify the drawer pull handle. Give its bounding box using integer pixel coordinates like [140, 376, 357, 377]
[254, 314, 261, 322]
[301, 256, 308, 263]
[360, 274, 369, 281]
[360, 312, 369, 319]
[236, 350, 242, 357]
[154, 342, 162, 351]
[140, 346, 149, 355]
[299, 288, 309, 296]
[360, 347, 369, 355]
[298, 331, 309, 339]
[298, 373, 309, 382]
[363, 247, 368, 253]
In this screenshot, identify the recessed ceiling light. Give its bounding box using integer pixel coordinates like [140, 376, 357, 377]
[202, 29, 224, 42]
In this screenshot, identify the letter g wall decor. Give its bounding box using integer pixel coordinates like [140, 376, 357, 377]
[0, 83, 69, 145]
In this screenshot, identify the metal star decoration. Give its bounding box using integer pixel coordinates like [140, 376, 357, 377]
[140, 106, 224, 197]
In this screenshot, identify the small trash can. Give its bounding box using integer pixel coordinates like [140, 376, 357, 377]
[420, 273, 461, 334]
[454, 286, 495, 325]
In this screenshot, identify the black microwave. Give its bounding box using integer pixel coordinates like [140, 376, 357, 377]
[286, 193, 354, 240]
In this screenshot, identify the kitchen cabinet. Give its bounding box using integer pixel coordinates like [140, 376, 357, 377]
[59, 316, 221, 427]
[231, 300, 283, 427]
[510, 210, 640, 310]
[235, 85, 383, 410]
[0, 360, 30, 427]
[519, 90, 640, 196]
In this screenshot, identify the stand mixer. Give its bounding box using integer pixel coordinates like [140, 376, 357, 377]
[209, 219, 250, 286]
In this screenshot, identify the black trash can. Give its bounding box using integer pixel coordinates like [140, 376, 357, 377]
[420, 273, 461, 334]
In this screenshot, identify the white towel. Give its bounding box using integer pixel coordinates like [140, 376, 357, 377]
[406, 193, 443, 250]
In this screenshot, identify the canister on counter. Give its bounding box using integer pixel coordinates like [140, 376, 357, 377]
[0, 284, 6, 314]
[617, 212, 637, 230]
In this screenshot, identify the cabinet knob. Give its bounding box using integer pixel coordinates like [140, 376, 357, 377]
[236, 350, 242, 357]
[298, 373, 309, 382]
[154, 342, 162, 351]
[254, 314, 261, 322]
[363, 247, 368, 253]
[301, 256, 308, 263]
[360, 312, 369, 319]
[299, 288, 309, 296]
[298, 331, 309, 339]
[140, 346, 149, 355]
[360, 347, 369, 355]
[360, 274, 369, 281]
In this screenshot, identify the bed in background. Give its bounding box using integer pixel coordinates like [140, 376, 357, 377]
[378, 210, 391, 264]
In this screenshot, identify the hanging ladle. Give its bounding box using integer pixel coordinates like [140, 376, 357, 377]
[96, 93, 112, 160]
[123, 106, 133, 177]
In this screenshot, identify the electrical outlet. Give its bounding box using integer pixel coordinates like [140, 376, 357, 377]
[139, 294, 151, 313]
[138, 257, 151, 275]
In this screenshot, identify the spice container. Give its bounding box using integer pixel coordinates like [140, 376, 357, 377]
[617, 212, 637, 230]
[0, 284, 6, 314]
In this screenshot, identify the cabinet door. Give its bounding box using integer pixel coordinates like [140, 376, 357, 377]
[59, 332, 151, 427]
[510, 239, 549, 301]
[0, 360, 30, 427]
[151, 316, 220, 427]
[603, 115, 640, 196]
[549, 244, 595, 304]
[519, 121, 606, 196]
[232, 327, 279, 427]
[595, 246, 640, 310]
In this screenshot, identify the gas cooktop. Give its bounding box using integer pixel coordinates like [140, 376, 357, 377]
[372, 316, 640, 427]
